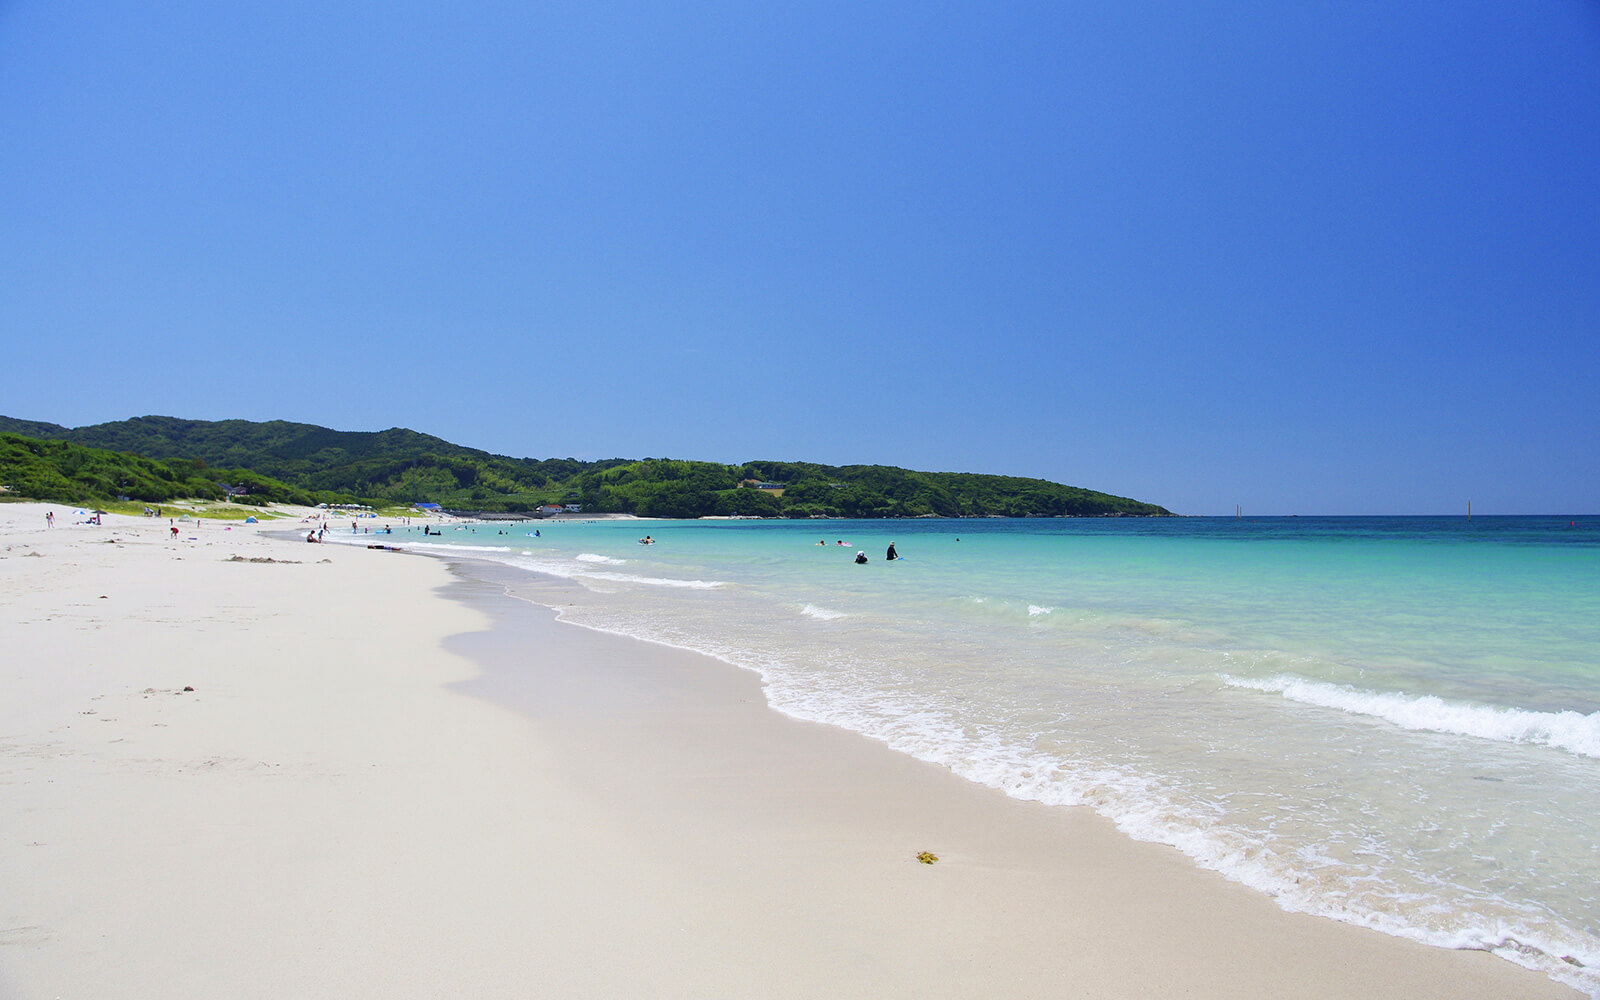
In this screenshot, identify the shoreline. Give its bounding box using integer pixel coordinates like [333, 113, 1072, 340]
[435, 553, 1585, 999]
[0, 502, 1581, 998]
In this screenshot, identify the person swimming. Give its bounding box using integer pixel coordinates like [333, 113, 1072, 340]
[854, 551, 869, 564]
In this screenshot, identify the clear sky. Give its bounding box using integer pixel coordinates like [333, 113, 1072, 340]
[3, 3, 1597, 515]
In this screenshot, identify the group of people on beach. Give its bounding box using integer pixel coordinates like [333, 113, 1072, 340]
[845, 541, 897, 564]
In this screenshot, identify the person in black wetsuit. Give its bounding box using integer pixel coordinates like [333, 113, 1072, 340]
[886, 541, 898, 561]
[854, 551, 869, 564]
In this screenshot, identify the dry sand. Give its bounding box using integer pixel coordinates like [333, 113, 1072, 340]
[0, 502, 1579, 999]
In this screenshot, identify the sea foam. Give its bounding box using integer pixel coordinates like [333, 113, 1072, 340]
[801, 604, 846, 620]
[1224, 674, 1600, 759]
[584, 570, 725, 590]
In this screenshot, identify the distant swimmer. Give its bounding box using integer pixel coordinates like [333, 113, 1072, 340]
[639, 535, 655, 545]
[886, 541, 898, 561]
[854, 551, 869, 564]
[818, 540, 827, 546]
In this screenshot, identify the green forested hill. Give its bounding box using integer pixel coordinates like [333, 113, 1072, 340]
[0, 432, 317, 507]
[563, 459, 1170, 518]
[0, 417, 70, 440]
[7, 415, 511, 481]
[0, 415, 621, 510]
[0, 415, 1171, 517]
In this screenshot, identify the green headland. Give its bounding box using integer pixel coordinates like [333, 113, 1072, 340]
[0, 415, 1171, 519]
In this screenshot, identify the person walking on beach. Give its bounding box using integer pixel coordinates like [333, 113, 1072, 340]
[45, 511, 53, 528]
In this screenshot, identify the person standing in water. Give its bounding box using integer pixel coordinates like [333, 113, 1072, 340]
[886, 541, 898, 561]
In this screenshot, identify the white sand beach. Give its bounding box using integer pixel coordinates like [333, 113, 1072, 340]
[0, 502, 1579, 999]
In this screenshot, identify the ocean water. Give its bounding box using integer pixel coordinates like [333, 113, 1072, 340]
[343, 515, 1600, 994]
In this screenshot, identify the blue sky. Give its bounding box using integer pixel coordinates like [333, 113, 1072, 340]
[2, 2, 1596, 514]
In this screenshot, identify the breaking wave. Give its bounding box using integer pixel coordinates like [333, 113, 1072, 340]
[1223, 675, 1600, 759]
[800, 604, 847, 620]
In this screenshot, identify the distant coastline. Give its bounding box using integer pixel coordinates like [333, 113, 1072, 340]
[0, 414, 1173, 519]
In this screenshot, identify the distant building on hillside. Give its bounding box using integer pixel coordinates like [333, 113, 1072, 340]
[739, 479, 786, 497]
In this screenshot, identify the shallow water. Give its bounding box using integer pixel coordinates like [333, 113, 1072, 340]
[340, 514, 1600, 995]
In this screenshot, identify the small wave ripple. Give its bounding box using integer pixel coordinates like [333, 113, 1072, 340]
[1224, 674, 1600, 759]
[800, 604, 846, 620]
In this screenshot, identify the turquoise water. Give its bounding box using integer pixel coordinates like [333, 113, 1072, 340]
[348, 515, 1600, 994]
